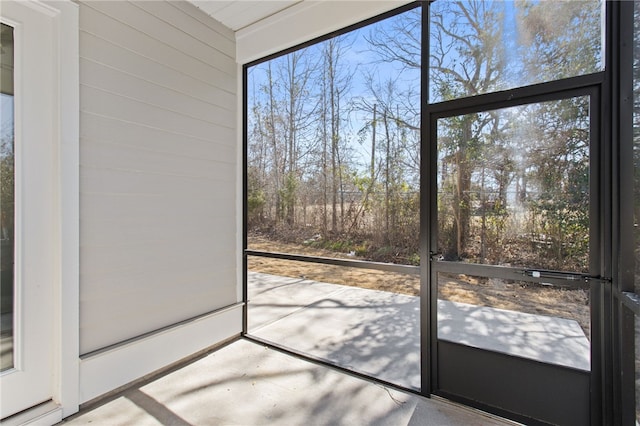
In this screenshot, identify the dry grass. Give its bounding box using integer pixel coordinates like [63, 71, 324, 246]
[248, 235, 591, 336]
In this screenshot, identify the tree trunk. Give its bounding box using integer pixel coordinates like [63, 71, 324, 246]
[286, 57, 296, 225]
[454, 118, 472, 259]
[322, 80, 328, 235]
[266, 62, 282, 224]
[337, 91, 345, 230]
[384, 109, 391, 243]
[371, 104, 377, 186]
[329, 52, 338, 233]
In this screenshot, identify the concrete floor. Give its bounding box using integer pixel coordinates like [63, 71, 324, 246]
[61, 339, 514, 426]
[60, 272, 589, 425]
[247, 271, 590, 390]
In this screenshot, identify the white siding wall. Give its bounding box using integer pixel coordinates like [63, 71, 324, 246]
[79, 0, 237, 354]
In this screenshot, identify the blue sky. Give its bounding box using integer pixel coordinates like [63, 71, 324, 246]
[246, 6, 421, 175]
[246, 0, 602, 179]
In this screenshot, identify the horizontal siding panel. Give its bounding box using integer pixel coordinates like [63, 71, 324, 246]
[80, 32, 235, 108]
[134, 1, 235, 56]
[80, 231, 235, 279]
[80, 85, 235, 142]
[80, 197, 235, 269]
[81, 241, 234, 278]
[80, 60, 235, 128]
[82, 208, 236, 228]
[80, 112, 236, 160]
[84, 1, 235, 76]
[81, 274, 236, 315]
[80, 57, 235, 124]
[81, 227, 236, 264]
[81, 223, 236, 257]
[81, 141, 234, 176]
[80, 272, 237, 353]
[80, 165, 235, 196]
[81, 191, 234, 224]
[79, 0, 238, 353]
[80, 267, 237, 306]
[79, 4, 234, 92]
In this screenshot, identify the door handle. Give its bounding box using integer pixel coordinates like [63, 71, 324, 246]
[522, 269, 611, 283]
[429, 251, 444, 261]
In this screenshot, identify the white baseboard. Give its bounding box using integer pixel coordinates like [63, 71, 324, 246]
[79, 303, 242, 403]
[2, 401, 62, 426]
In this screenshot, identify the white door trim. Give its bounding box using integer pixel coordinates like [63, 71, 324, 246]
[53, 0, 79, 419]
[1, 0, 79, 421]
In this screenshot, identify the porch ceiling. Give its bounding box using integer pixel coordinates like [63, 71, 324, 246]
[188, 0, 302, 31]
[189, 0, 412, 63]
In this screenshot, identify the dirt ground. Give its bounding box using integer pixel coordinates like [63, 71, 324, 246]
[248, 235, 591, 336]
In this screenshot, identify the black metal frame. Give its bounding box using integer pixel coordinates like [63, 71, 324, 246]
[245, 250, 419, 275]
[426, 82, 603, 424]
[419, 2, 432, 396]
[614, 1, 639, 425]
[242, 5, 424, 306]
[241, 0, 425, 390]
[242, 1, 639, 424]
[243, 333, 424, 395]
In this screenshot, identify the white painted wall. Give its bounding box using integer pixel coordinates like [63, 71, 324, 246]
[73, 0, 412, 407]
[78, 0, 238, 355]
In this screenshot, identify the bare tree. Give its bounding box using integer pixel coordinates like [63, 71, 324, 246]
[248, 50, 318, 228]
[318, 36, 353, 233]
[431, 1, 507, 259]
[278, 50, 318, 225]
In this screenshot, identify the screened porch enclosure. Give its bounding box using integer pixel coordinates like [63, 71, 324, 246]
[242, 1, 639, 425]
[0, 0, 638, 424]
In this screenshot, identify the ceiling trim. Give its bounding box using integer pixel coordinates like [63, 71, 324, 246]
[235, 0, 412, 64]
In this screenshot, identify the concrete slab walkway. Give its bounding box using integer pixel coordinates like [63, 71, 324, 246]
[247, 272, 590, 390]
[61, 339, 514, 426]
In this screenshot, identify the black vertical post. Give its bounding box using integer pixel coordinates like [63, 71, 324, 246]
[419, 0, 432, 397]
[614, 1, 637, 424]
[595, 1, 617, 424]
[242, 64, 249, 336]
